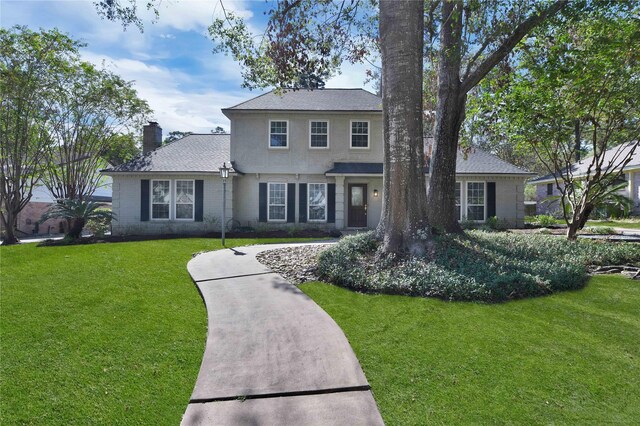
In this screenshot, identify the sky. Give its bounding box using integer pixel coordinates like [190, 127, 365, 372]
[1, 0, 376, 134]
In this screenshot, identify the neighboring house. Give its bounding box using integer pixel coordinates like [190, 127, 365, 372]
[0, 178, 112, 237]
[103, 89, 532, 236]
[530, 142, 640, 215]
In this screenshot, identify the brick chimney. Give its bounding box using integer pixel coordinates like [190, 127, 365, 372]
[143, 121, 162, 154]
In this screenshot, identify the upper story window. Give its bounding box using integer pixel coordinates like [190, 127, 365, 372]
[175, 180, 195, 220]
[268, 182, 287, 221]
[151, 180, 171, 220]
[455, 182, 462, 221]
[309, 121, 329, 148]
[467, 182, 485, 221]
[350, 120, 369, 149]
[308, 183, 327, 222]
[269, 120, 288, 148]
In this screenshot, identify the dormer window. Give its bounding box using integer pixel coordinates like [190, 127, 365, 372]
[309, 120, 329, 148]
[350, 120, 369, 149]
[269, 120, 288, 148]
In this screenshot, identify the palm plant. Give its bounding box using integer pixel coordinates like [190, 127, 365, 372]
[40, 199, 115, 240]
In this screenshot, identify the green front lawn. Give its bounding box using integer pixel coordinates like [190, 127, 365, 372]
[526, 215, 640, 229]
[586, 219, 640, 229]
[0, 238, 315, 425]
[301, 276, 640, 424]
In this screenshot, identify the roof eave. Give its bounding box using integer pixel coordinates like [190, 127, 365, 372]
[102, 170, 242, 176]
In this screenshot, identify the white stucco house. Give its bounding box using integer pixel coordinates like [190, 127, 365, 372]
[102, 89, 533, 236]
[531, 142, 640, 215]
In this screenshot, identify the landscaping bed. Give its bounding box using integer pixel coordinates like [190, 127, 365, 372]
[316, 231, 640, 302]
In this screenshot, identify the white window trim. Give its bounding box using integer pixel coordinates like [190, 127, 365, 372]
[455, 181, 462, 221]
[309, 120, 330, 149]
[267, 182, 287, 222]
[307, 182, 327, 222]
[174, 179, 195, 221]
[466, 181, 486, 222]
[350, 120, 370, 149]
[150, 179, 171, 221]
[268, 120, 289, 149]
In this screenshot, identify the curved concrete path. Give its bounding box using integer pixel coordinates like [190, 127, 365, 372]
[182, 243, 384, 425]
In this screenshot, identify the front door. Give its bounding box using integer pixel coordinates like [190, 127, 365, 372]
[348, 184, 368, 227]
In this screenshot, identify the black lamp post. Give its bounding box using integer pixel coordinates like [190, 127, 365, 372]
[219, 162, 230, 246]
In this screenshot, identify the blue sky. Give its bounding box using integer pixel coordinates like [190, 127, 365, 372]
[1, 0, 376, 134]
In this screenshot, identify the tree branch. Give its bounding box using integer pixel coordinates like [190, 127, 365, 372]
[460, 0, 567, 96]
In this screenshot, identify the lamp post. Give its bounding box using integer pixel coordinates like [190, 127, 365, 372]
[219, 162, 230, 246]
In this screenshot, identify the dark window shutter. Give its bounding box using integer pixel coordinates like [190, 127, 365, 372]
[140, 179, 150, 221]
[327, 183, 336, 223]
[487, 182, 496, 218]
[287, 183, 296, 223]
[547, 183, 553, 196]
[194, 180, 204, 222]
[259, 183, 267, 222]
[299, 183, 307, 223]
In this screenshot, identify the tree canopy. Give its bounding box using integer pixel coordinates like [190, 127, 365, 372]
[468, 5, 640, 238]
[0, 26, 150, 244]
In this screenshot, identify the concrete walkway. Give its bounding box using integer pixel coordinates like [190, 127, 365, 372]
[182, 243, 384, 426]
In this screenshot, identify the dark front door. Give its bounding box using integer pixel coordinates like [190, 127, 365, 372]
[348, 184, 368, 227]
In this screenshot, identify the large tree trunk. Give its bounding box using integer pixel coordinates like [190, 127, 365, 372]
[376, 0, 429, 255]
[426, 0, 465, 233]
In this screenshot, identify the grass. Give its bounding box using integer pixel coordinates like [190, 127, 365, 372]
[0, 237, 318, 425]
[525, 215, 640, 230]
[300, 275, 640, 425]
[586, 219, 640, 229]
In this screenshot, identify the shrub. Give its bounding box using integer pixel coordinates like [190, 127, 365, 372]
[534, 214, 558, 227]
[584, 227, 617, 235]
[85, 208, 112, 237]
[317, 231, 640, 303]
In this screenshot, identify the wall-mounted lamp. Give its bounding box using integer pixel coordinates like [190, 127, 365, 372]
[373, 189, 379, 198]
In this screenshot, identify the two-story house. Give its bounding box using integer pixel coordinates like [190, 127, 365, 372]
[103, 89, 532, 236]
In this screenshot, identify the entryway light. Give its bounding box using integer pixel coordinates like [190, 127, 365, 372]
[373, 189, 379, 198]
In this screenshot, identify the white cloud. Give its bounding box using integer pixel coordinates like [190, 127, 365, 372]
[136, 0, 254, 32]
[326, 61, 378, 91]
[83, 51, 254, 134]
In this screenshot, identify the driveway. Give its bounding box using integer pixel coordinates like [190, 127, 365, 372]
[182, 243, 384, 425]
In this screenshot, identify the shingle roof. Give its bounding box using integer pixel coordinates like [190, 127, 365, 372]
[103, 134, 236, 174]
[223, 88, 382, 112]
[326, 163, 384, 174]
[529, 141, 640, 184]
[455, 148, 533, 175]
[326, 148, 532, 175]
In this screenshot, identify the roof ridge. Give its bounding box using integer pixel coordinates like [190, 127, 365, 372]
[187, 133, 231, 136]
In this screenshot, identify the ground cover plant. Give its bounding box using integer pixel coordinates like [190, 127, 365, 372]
[0, 237, 317, 425]
[300, 275, 640, 424]
[318, 231, 640, 302]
